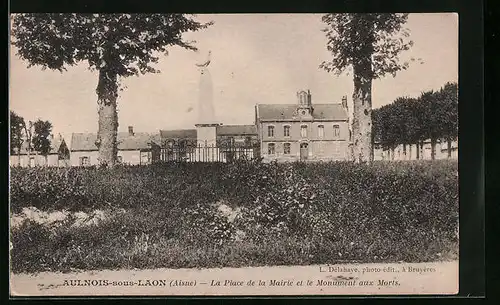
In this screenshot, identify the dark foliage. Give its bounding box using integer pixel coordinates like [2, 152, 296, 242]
[10, 160, 458, 273]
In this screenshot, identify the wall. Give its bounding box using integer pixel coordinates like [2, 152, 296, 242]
[374, 140, 458, 161]
[196, 125, 217, 146]
[259, 120, 350, 162]
[118, 150, 141, 165]
[9, 154, 69, 167]
[261, 140, 350, 162]
[260, 121, 349, 142]
[70, 151, 100, 166]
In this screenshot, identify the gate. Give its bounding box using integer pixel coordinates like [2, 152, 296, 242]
[158, 143, 260, 163]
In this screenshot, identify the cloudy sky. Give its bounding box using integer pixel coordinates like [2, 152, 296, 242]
[10, 13, 458, 140]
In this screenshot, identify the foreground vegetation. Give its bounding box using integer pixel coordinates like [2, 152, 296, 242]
[10, 160, 459, 273]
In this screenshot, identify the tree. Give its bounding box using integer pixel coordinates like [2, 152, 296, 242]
[419, 90, 440, 160]
[11, 14, 211, 167]
[10, 111, 25, 165]
[437, 82, 458, 158]
[320, 13, 415, 163]
[32, 119, 53, 164]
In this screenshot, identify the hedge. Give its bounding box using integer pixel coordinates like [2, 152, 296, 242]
[10, 160, 458, 273]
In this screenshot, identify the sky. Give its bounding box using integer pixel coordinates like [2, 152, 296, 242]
[9, 13, 458, 142]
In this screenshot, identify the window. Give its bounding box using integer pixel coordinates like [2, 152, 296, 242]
[283, 143, 291, 155]
[141, 151, 151, 164]
[245, 136, 252, 147]
[283, 125, 290, 137]
[268, 126, 275, 137]
[268, 143, 275, 155]
[318, 125, 324, 138]
[79, 156, 90, 166]
[301, 125, 308, 138]
[333, 125, 340, 137]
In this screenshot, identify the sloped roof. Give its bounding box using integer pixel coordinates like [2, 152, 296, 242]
[256, 103, 348, 121]
[14, 136, 65, 155]
[71, 132, 156, 151]
[160, 129, 197, 139]
[216, 125, 257, 136]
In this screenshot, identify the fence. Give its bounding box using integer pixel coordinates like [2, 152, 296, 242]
[158, 144, 260, 163]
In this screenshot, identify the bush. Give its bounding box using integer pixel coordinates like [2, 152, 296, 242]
[10, 160, 458, 273]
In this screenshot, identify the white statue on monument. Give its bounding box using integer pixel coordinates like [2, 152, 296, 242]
[195, 50, 211, 68]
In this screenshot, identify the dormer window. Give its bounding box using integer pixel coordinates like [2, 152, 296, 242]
[297, 90, 312, 106]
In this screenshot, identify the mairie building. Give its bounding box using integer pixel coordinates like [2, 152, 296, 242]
[256, 90, 351, 162]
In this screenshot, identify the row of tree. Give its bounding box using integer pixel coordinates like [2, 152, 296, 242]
[372, 82, 458, 159]
[10, 111, 54, 162]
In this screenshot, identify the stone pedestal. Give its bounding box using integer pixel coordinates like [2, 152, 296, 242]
[195, 123, 220, 161]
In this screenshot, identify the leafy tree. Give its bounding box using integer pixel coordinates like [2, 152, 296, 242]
[437, 82, 458, 158]
[320, 13, 415, 163]
[10, 111, 25, 165]
[418, 90, 440, 160]
[32, 119, 53, 164]
[11, 13, 211, 167]
[407, 97, 427, 159]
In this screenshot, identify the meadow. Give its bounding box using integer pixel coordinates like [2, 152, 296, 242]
[10, 160, 459, 273]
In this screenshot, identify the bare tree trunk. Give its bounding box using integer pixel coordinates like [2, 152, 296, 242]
[96, 67, 119, 168]
[447, 137, 452, 158]
[352, 65, 373, 163]
[416, 142, 420, 160]
[430, 137, 437, 160]
[403, 143, 407, 160]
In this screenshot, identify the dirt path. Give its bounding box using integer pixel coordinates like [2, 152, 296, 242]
[10, 261, 458, 296]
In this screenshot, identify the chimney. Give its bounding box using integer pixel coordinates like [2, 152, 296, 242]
[128, 126, 134, 136]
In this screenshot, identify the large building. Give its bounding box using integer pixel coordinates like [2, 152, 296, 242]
[256, 90, 351, 162]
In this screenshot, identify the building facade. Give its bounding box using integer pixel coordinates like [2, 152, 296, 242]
[255, 90, 351, 162]
[70, 127, 158, 166]
[9, 134, 70, 167]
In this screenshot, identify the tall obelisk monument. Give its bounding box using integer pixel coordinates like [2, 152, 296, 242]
[195, 50, 220, 152]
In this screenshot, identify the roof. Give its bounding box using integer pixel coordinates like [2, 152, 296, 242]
[71, 132, 156, 151]
[216, 125, 257, 136]
[160, 129, 197, 139]
[14, 136, 66, 155]
[256, 103, 348, 121]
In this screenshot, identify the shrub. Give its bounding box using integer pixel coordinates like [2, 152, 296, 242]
[10, 160, 458, 273]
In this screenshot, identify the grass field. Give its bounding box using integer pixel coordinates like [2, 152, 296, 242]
[10, 160, 459, 273]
